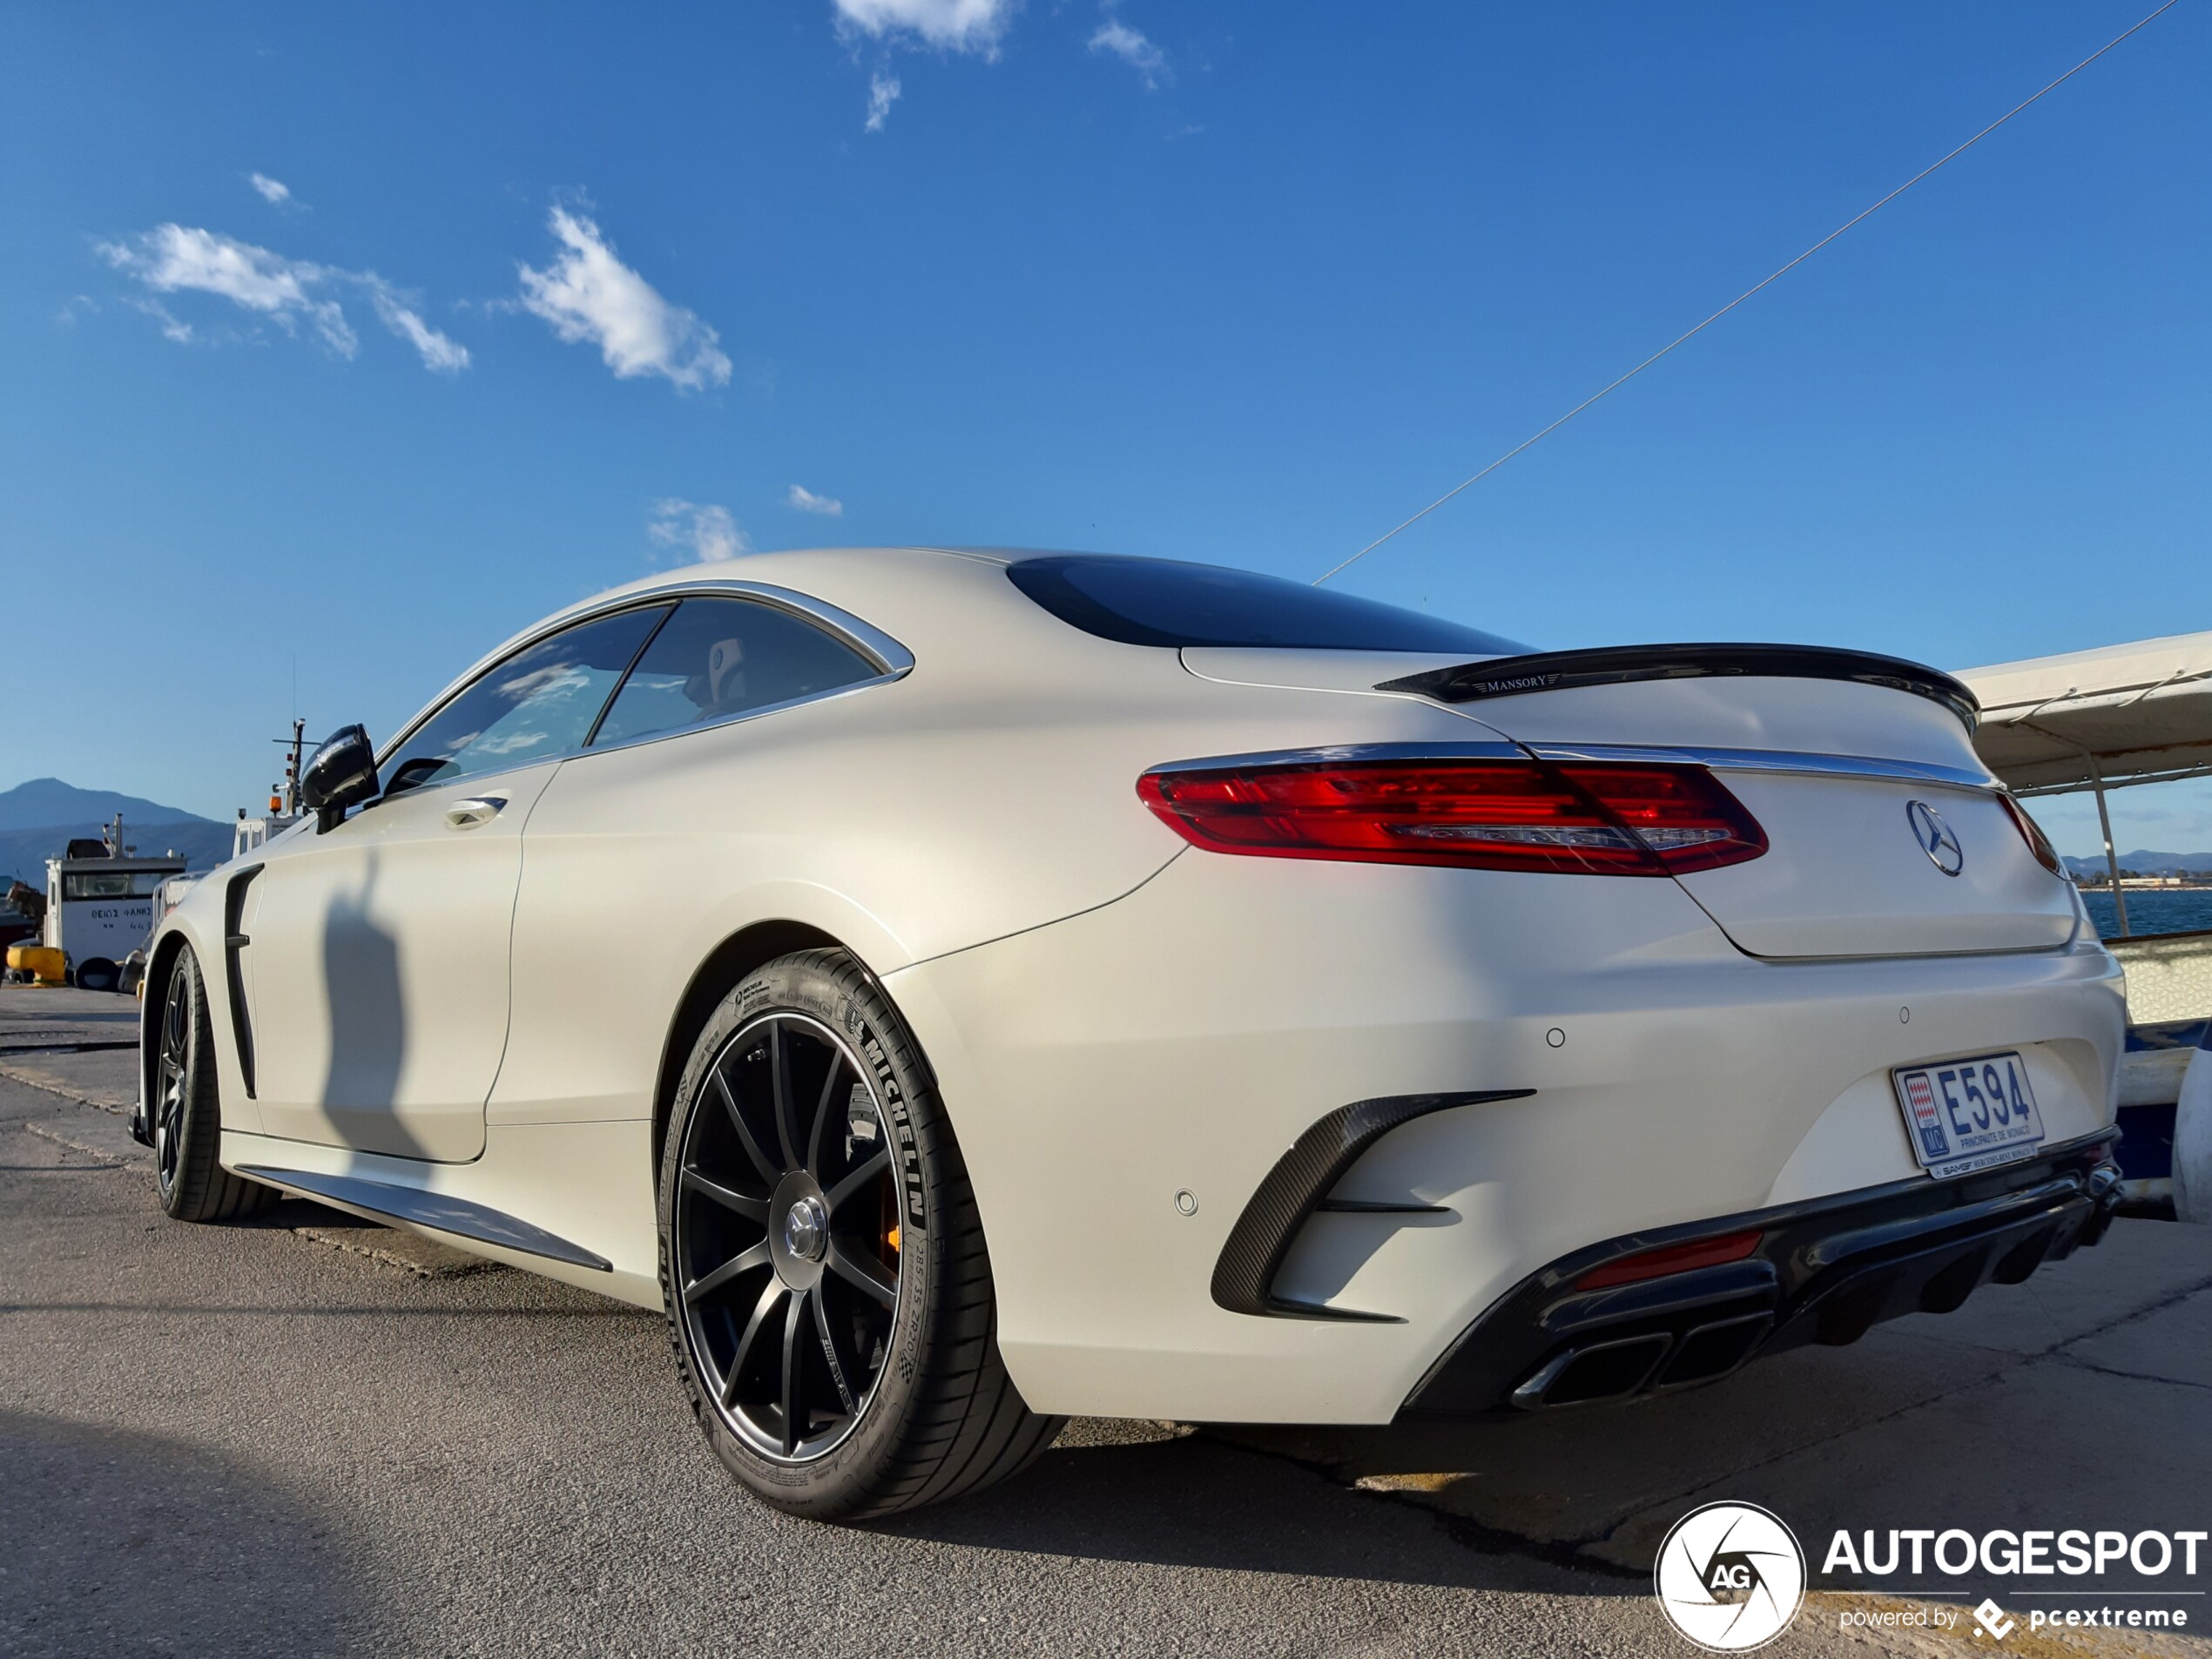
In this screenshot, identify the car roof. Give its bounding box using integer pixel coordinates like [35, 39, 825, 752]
[388, 547, 1119, 755]
[499, 546, 1032, 649]
[592, 545, 1022, 601]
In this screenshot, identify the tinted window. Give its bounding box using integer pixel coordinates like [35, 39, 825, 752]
[590, 597, 879, 748]
[381, 604, 671, 797]
[1007, 556, 1527, 654]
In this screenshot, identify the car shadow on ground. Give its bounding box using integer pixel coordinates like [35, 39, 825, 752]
[869, 1417, 1643, 1595]
[0, 1409, 367, 1657]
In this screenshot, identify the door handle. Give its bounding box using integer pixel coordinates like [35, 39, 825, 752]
[444, 797, 508, 830]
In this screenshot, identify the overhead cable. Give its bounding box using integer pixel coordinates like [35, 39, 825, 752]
[1315, 0, 2184, 585]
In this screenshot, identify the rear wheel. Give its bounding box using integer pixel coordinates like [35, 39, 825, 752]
[153, 947, 276, 1223]
[658, 949, 1062, 1521]
[75, 957, 118, 993]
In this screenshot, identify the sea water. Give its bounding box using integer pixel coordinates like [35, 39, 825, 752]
[2083, 889, 2212, 941]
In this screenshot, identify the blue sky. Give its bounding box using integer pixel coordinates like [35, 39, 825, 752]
[2, 1, 2205, 854]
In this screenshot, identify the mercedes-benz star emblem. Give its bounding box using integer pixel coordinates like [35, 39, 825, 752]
[783, 1195, 828, 1263]
[1905, 799, 1963, 876]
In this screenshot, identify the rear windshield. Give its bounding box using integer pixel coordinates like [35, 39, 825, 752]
[1007, 555, 1526, 654]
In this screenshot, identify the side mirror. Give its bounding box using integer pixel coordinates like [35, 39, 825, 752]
[300, 725, 381, 832]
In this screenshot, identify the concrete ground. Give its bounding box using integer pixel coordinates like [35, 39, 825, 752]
[4, 986, 2209, 1657]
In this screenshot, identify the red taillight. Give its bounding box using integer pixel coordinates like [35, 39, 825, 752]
[1137, 757, 1767, 876]
[1575, 1228, 1764, 1290]
[1997, 792, 2066, 878]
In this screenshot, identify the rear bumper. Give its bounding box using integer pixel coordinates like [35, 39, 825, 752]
[1402, 1131, 2124, 1417]
[886, 848, 2124, 1423]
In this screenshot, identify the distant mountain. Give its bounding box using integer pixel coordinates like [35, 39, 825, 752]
[0, 778, 212, 833]
[2062, 850, 2212, 876]
[0, 779, 232, 886]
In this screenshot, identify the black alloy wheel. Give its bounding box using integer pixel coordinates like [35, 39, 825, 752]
[153, 961, 193, 1195]
[672, 1009, 903, 1462]
[659, 949, 1062, 1520]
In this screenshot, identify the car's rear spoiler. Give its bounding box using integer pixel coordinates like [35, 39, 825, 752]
[1375, 643, 1980, 732]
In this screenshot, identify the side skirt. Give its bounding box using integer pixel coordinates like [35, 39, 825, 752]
[236, 1163, 612, 1271]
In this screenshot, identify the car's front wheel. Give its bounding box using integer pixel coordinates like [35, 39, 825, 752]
[153, 946, 276, 1223]
[658, 948, 1062, 1521]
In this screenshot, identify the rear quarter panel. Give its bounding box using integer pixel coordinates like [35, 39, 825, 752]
[489, 563, 1494, 1126]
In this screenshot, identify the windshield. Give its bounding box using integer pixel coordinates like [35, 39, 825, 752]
[1007, 556, 1526, 654]
[62, 870, 167, 900]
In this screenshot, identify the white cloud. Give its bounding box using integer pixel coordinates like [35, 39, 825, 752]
[248, 172, 295, 206]
[865, 72, 902, 132]
[516, 208, 732, 392]
[648, 499, 750, 563]
[1089, 17, 1165, 85]
[833, 0, 1015, 55]
[97, 223, 467, 371]
[55, 294, 98, 326]
[129, 297, 193, 344]
[786, 484, 844, 516]
[364, 281, 470, 374]
[99, 224, 355, 355]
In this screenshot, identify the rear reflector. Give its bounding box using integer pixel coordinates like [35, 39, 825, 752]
[1575, 1228, 1764, 1290]
[1137, 758, 1767, 876]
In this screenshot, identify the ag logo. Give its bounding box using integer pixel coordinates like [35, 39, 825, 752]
[1654, 1501, 1806, 1651]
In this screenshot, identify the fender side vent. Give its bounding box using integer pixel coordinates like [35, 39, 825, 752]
[222, 867, 264, 1098]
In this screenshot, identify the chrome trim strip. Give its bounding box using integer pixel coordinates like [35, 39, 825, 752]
[1141, 740, 1998, 792]
[236, 1165, 613, 1270]
[376, 578, 915, 769]
[1525, 743, 1999, 790]
[549, 672, 905, 770]
[1142, 741, 1526, 775]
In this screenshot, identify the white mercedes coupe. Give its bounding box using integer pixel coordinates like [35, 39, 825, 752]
[138, 547, 2127, 1519]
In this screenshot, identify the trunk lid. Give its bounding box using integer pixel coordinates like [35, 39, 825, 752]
[1184, 644, 2080, 959]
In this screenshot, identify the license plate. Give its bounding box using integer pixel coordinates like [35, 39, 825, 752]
[1892, 1051, 2046, 1179]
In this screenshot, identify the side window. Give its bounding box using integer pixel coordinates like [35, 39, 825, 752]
[590, 597, 878, 749]
[381, 604, 671, 798]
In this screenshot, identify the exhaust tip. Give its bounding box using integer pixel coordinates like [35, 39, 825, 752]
[1655, 1313, 1772, 1388]
[1513, 1332, 1672, 1409]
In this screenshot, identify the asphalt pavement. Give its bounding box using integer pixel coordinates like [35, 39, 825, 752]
[5, 986, 2210, 1657]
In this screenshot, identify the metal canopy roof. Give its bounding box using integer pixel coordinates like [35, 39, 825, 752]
[1957, 631, 2212, 798]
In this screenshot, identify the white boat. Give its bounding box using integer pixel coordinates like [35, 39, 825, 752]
[43, 814, 187, 993]
[1959, 630, 2212, 1217]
